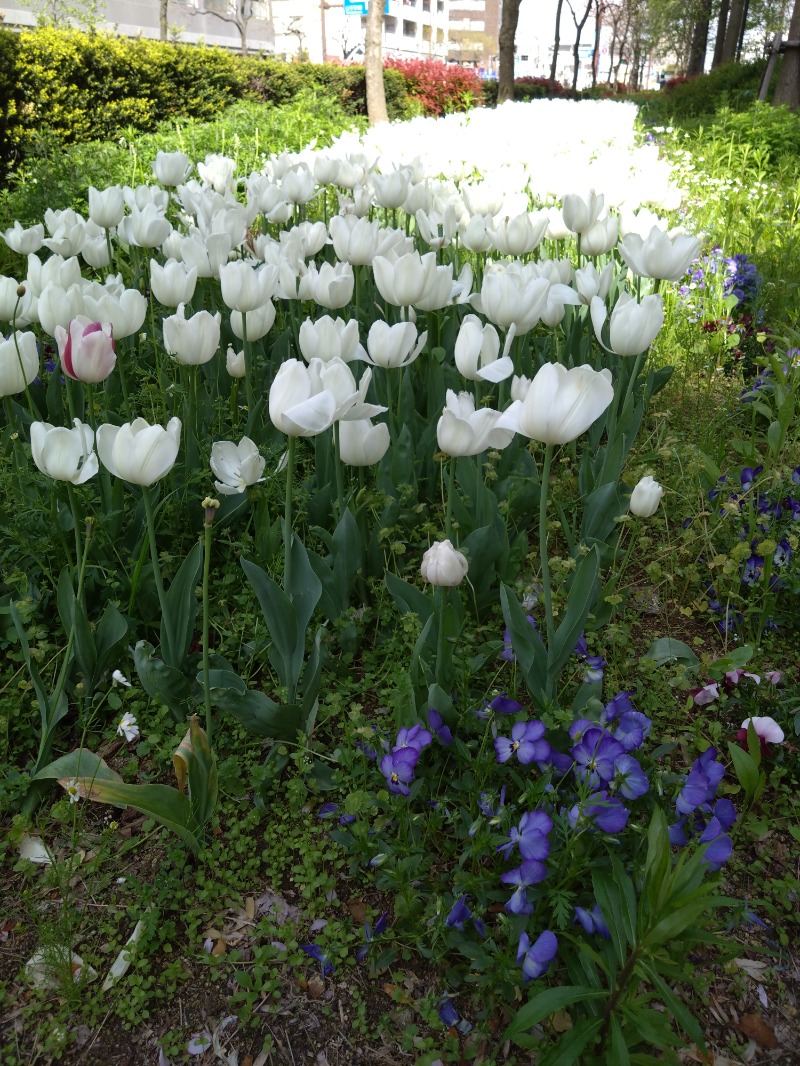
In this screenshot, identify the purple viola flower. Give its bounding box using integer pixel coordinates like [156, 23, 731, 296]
[545, 748, 574, 775]
[427, 708, 453, 746]
[602, 691, 636, 722]
[300, 943, 334, 976]
[740, 465, 762, 491]
[613, 711, 652, 752]
[437, 997, 460, 1027]
[356, 913, 390, 962]
[571, 727, 625, 787]
[498, 810, 553, 861]
[356, 740, 378, 761]
[574, 904, 610, 939]
[477, 787, 506, 821]
[699, 817, 732, 870]
[792, 466, 800, 485]
[501, 859, 548, 889]
[395, 724, 432, 751]
[742, 554, 764, 585]
[774, 539, 791, 566]
[445, 895, 472, 930]
[505, 886, 534, 915]
[380, 747, 420, 796]
[494, 719, 550, 765]
[517, 930, 558, 982]
[676, 748, 724, 816]
[583, 656, 606, 683]
[612, 754, 649, 800]
[569, 791, 630, 834]
[489, 693, 524, 715]
[501, 615, 538, 662]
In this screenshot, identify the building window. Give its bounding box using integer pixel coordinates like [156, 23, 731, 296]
[422, 0, 430, 9]
[437, 0, 444, 10]
[436, 27, 444, 42]
[423, 23, 432, 40]
[402, 19, 416, 35]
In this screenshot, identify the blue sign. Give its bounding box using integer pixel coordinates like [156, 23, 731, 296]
[344, 0, 389, 13]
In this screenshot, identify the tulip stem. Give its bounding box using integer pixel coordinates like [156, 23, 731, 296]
[242, 312, 255, 416]
[620, 349, 646, 426]
[283, 435, 296, 594]
[333, 422, 346, 521]
[10, 325, 37, 422]
[539, 443, 555, 677]
[435, 586, 447, 690]
[3, 396, 25, 491]
[202, 516, 213, 745]
[141, 485, 172, 663]
[445, 456, 456, 541]
[66, 482, 84, 587]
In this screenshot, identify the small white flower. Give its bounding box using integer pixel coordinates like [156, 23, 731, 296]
[65, 778, 81, 803]
[112, 669, 132, 687]
[117, 714, 139, 742]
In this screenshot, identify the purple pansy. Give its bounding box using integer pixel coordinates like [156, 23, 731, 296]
[517, 930, 558, 982]
[494, 719, 550, 765]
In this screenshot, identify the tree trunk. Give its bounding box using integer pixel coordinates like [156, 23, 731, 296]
[549, 0, 565, 91]
[591, 1, 603, 87]
[365, 0, 388, 124]
[569, 0, 594, 91]
[686, 0, 712, 76]
[160, 0, 168, 40]
[712, 0, 729, 67]
[720, 0, 746, 64]
[773, 0, 800, 108]
[498, 0, 521, 102]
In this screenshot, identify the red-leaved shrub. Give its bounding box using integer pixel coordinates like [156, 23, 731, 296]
[383, 58, 484, 116]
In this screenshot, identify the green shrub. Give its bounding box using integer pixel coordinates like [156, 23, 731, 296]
[636, 60, 765, 123]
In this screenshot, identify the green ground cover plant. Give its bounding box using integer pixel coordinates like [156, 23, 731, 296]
[0, 87, 798, 1066]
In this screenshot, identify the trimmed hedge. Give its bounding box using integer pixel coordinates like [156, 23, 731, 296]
[0, 28, 412, 179]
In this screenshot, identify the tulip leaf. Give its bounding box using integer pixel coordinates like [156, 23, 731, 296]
[162, 540, 203, 669]
[57, 566, 96, 685]
[134, 640, 197, 721]
[642, 638, 699, 668]
[286, 535, 323, 676]
[8, 599, 68, 771]
[185, 716, 218, 827]
[500, 584, 548, 699]
[504, 986, 604, 1043]
[331, 508, 363, 606]
[205, 678, 303, 742]
[385, 571, 435, 625]
[33, 748, 201, 854]
[306, 548, 341, 620]
[581, 482, 626, 547]
[549, 547, 600, 678]
[240, 558, 297, 694]
[301, 627, 327, 731]
[93, 602, 130, 688]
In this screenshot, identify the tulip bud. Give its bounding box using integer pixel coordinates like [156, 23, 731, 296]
[55, 317, 116, 383]
[629, 476, 664, 518]
[226, 346, 246, 379]
[202, 496, 221, 525]
[420, 540, 469, 587]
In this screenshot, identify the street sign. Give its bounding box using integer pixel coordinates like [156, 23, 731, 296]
[344, 0, 390, 13]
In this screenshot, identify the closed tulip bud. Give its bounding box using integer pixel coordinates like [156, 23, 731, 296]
[269, 358, 337, 437]
[181, 231, 232, 280]
[3, 221, 44, 255]
[97, 417, 181, 485]
[281, 164, 316, 205]
[30, 419, 98, 484]
[580, 215, 619, 257]
[88, 185, 125, 230]
[437, 390, 514, 456]
[574, 262, 615, 305]
[561, 190, 604, 235]
[149, 258, 198, 308]
[226, 346, 246, 379]
[629, 475, 664, 518]
[297, 261, 354, 309]
[42, 208, 87, 258]
[210, 437, 266, 495]
[420, 540, 469, 587]
[26, 252, 82, 299]
[619, 226, 702, 282]
[473, 262, 550, 334]
[0, 277, 34, 325]
[489, 212, 549, 257]
[373, 169, 411, 209]
[230, 300, 276, 342]
[414, 258, 456, 313]
[36, 283, 86, 338]
[591, 293, 664, 357]
[338, 418, 391, 466]
[498, 363, 614, 445]
[461, 214, 494, 253]
[373, 251, 429, 307]
[152, 151, 191, 187]
[55, 317, 116, 383]
[82, 287, 147, 340]
[118, 204, 172, 249]
[454, 315, 511, 383]
[220, 260, 279, 313]
[364, 320, 427, 369]
[299, 315, 365, 364]
[0, 331, 39, 396]
[163, 304, 221, 365]
[197, 153, 236, 194]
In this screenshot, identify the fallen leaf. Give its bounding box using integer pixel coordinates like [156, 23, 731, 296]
[347, 899, 367, 924]
[307, 973, 325, 998]
[733, 958, 769, 980]
[204, 927, 224, 940]
[101, 913, 148, 991]
[551, 1010, 572, 1033]
[738, 1014, 779, 1048]
[211, 938, 227, 957]
[245, 897, 255, 921]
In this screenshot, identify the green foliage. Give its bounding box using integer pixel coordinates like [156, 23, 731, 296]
[637, 60, 765, 123]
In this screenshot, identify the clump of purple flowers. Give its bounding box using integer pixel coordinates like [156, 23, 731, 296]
[380, 724, 432, 796]
[669, 748, 736, 870]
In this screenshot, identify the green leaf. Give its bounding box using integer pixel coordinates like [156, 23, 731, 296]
[93, 602, 129, 687]
[592, 869, 628, 966]
[642, 637, 699, 668]
[301, 627, 326, 732]
[504, 985, 604, 1043]
[499, 583, 547, 698]
[609, 1013, 631, 1066]
[134, 640, 196, 721]
[241, 557, 297, 694]
[538, 1017, 604, 1066]
[286, 535, 322, 684]
[57, 566, 96, 684]
[33, 748, 201, 854]
[549, 547, 600, 677]
[186, 716, 217, 828]
[205, 679, 302, 742]
[726, 740, 760, 797]
[162, 540, 203, 668]
[767, 419, 781, 455]
[385, 570, 434, 624]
